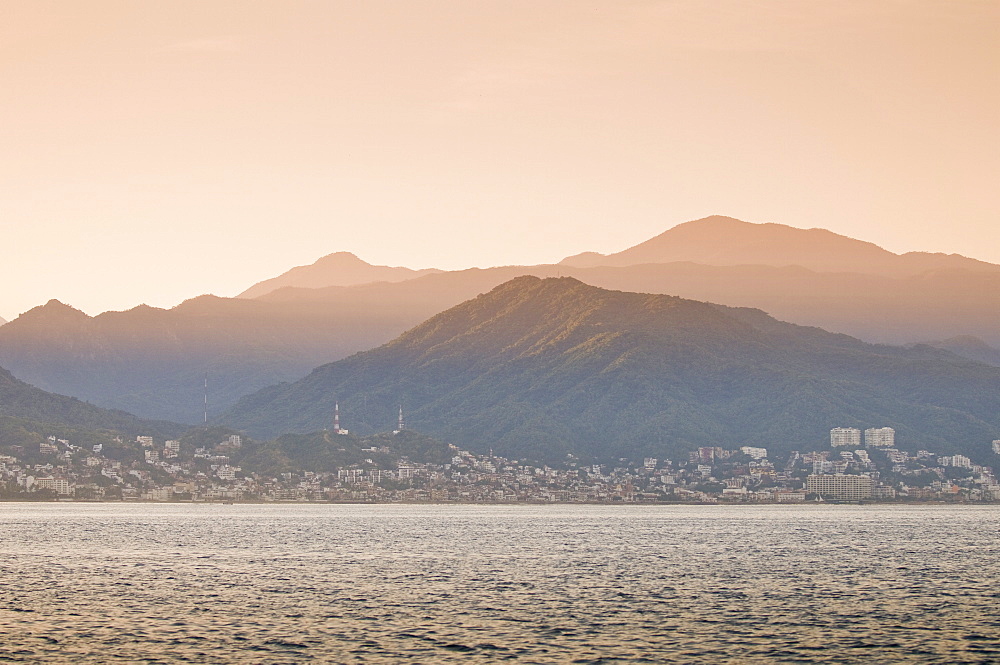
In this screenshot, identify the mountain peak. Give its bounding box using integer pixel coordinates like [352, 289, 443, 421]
[238, 252, 441, 299]
[174, 294, 230, 310]
[315, 251, 367, 265]
[20, 299, 91, 322]
[559, 215, 998, 277]
[385, 275, 737, 368]
[477, 274, 596, 305]
[674, 214, 750, 228]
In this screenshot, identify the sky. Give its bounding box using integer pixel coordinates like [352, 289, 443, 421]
[1, 0, 998, 320]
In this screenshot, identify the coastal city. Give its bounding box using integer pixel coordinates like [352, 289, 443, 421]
[2, 425, 999, 504]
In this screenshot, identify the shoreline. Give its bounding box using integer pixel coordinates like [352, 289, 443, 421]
[2, 498, 997, 506]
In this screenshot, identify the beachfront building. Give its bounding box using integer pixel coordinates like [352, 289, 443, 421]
[805, 474, 874, 500]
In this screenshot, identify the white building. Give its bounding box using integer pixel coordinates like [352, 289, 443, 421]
[164, 440, 180, 458]
[33, 477, 71, 495]
[216, 465, 237, 481]
[740, 446, 768, 460]
[142, 487, 172, 501]
[805, 474, 874, 500]
[338, 469, 365, 483]
[831, 427, 862, 448]
[813, 460, 834, 474]
[864, 427, 895, 448]
[939, 454, 972, 469]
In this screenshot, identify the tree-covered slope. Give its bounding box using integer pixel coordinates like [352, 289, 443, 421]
[234, 429, 454, 478]
[221, 277, 1000, 462]
[0, 365, 184, 439]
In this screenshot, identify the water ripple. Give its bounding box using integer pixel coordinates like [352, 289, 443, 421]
[0, 503, 998, 663]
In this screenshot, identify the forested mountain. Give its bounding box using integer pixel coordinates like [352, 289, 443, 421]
[238, 251, 440, 299]
[220, 277, 1000, 462]
[559, 215, 1000, 277]
[0, 364, 182, 439]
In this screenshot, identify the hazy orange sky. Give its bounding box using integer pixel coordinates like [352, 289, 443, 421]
[2, 1, 998, 319]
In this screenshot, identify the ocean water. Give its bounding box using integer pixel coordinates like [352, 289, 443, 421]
[1, 503, 998, 664]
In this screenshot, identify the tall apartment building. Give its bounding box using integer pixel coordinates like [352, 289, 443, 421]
[864, 427, 895, 448]
[805, 474, 874, 500]
[164, 440, 180, 459]
[830, 427, 861, 447]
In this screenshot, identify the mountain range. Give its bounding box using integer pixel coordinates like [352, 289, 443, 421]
[2, 215, 998, 424]
[219, 277, 1000, 463]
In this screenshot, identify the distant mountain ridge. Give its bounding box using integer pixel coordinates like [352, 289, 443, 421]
[560, 215, 1000, 277]
[238, 252, 441, 299]
[252, 261, 1000, 346]
[0, 293, 432, 423]
[220, 277, 1000, 462]
[917, 336, 1000, 368]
